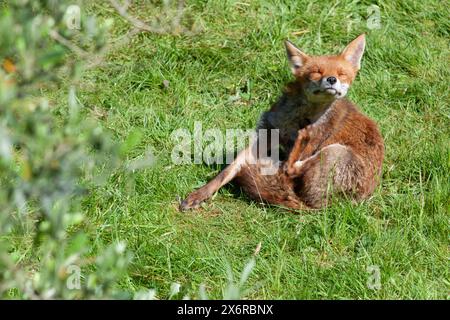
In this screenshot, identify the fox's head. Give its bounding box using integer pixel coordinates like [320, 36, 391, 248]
[285, 34, 365, 103]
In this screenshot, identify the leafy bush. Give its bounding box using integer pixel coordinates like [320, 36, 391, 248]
[0, 0, 258, 300]
[0, 0, 130, 299]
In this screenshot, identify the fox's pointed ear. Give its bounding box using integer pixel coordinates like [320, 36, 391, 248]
[341, 34, 366, 70]
[285, 40, 309, 74]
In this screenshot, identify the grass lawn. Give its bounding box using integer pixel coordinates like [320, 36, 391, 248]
[48, 0, 449, 299]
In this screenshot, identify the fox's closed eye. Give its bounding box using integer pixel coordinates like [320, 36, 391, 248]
[309, 67, 322, 80]
[309, 72, 322, 80]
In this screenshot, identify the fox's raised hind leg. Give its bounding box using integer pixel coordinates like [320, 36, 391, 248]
[180, 146, 255, 211]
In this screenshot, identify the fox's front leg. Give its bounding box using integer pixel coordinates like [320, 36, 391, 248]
[284, 126, 312, 175]
[284, 126, 321, 177]
[286, 128, 309, 169]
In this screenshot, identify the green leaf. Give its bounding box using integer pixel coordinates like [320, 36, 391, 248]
[38, 46, 66, 70]
[67, 233, 89, 256]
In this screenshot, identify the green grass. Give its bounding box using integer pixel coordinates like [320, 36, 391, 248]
[57, 0, 449, 299]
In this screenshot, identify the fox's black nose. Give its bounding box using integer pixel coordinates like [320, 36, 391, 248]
[326, 76, 337, 85]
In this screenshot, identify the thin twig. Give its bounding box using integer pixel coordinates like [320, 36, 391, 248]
[49, 30, 90, 58]
[109, 0, 188, 35]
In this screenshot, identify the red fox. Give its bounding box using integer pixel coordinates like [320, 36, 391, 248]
[180, 34, 384, 211]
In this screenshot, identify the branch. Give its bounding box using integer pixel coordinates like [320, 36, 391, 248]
[109, 0, 197, 36]
[49, 30, 90, 58]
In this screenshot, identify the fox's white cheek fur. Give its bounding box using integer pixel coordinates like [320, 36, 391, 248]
[338, 83, 350, 97]
[329, 78, 349, 97]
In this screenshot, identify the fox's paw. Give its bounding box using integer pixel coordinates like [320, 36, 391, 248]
[179, 189, 209, 211]
[284, 159, 305, 177]
[283, 161, 301, 177]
